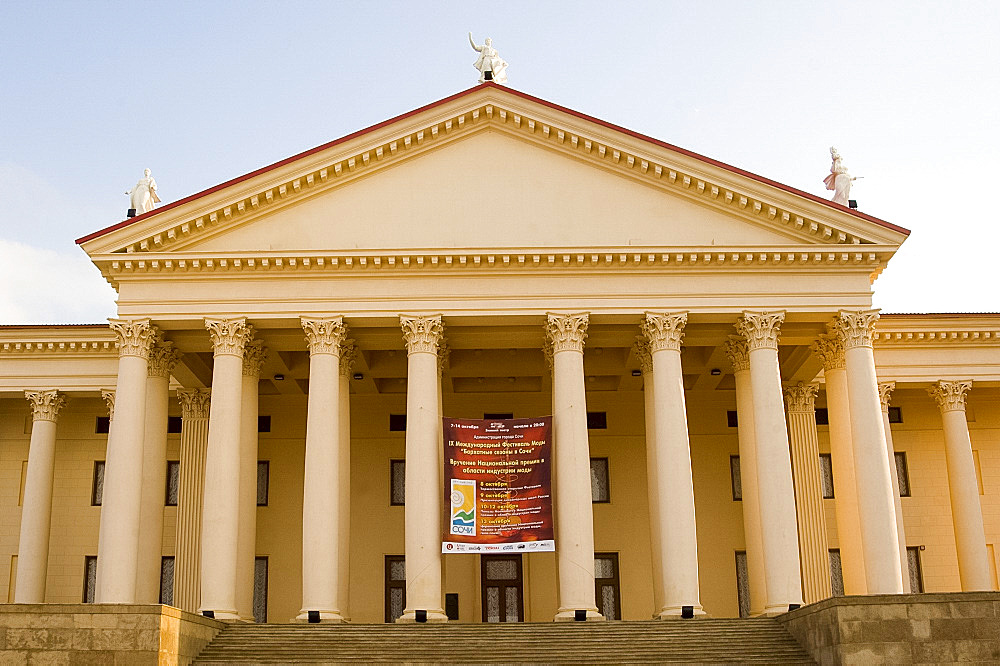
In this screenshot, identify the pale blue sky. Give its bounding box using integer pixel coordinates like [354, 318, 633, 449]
[1, 1, 998, 322]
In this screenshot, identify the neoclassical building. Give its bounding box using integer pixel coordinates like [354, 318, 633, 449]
[1, 83, 997, 625]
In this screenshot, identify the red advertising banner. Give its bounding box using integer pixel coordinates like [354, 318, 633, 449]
[442, 416, 554, 553]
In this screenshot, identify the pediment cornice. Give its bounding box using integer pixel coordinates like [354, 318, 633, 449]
[874, 315, 1000, 347]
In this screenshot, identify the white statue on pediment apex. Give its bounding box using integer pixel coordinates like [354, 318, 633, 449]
[126, 168, 161, 215]
[469, 32, 508, 84]
[823, 147, 855, 206]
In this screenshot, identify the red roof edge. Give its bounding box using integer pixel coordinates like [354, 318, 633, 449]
[76, 82, 910, 246]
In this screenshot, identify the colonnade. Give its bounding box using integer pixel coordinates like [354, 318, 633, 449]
[11, 309, 994, 615]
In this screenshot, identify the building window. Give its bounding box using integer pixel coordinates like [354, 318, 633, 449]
[253, 557, 268, 622]
[819, 454, 835, 499]
[165, 461, 180, 506]
[727, 410, 739, 428]
[257, 461, 270, 506]
[907, 547, 924, 593]
[814, 408, 829, 426]
[95, 416, 110, 434]
[445, 593, 459, 621]
[888, 406, 903, 424]
[594, 553, 621, 621]
[258, 415, 271, 433]
[895, 452, 911, 497]
[730, 455, 742, 501]
[91, 461, 105, 506]
[390, 460, 405, 506]
[735, 550, 750, 618]
[159, 556, 174, 605]
[586, 411, 607, 430]
[83, 556, 97, 603]
[483, 412, 513, 420]
[829, 549, 845, 596]
[389, 414, 406, 432]
[590, 458, 610, 503]
[167, 416, 182, 434]
[385, 555, 406, 623]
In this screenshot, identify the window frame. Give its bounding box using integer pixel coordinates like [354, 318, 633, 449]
[91, 461, 105, 506]
[819, 453, 835, 499]
[165, 460, 180, 506]
[730, 455, 742, 501]
[895, 451, 911, 497]
[257, 460, 270, 506]
[390, 459, 406, 506]
[385, 555, 406, 623]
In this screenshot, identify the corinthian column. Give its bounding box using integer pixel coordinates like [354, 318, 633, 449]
[14, 390, 67, 602]
[398, 315, 447, 622]
[201, 317, 253, 619]
[783, 382, 831, 603]
[634, 337, 664, 615]
[546, 313, 602, 621]
[832, 310, 902, 594]
[879, 382, 910, 592]
[298, 318, 347, 622]
[735, 311, 803, 614]
[927, 380, 991, 590]
[338, 340, 358, 621]
[641, 312, 703, 618]
[97, 318, 157, 603]
[136, 340, 181, 603]
[237, 340, 266, 620]
[174, 389, 211, 613]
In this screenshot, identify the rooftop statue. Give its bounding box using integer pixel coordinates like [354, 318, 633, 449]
[469, 32, 508, 84]
[823, 147, 856, 206]
[126, 168, 161, 216]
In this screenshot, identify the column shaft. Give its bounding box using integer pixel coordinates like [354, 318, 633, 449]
[879, 382, 910, 593]
[237, 341, 265, 620]
[174, 389, 210, 613]
[635, 338, 664, 615]
[338, 341, 357, 621]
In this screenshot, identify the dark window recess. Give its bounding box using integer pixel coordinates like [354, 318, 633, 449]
[83, 556, 98, 603]
[165, 461, 180, 506]
[735, 551, 750, 618]
[594, 553, 622, 621]
[95, 416, 110, 434]
[888, 406, 903, 424]
[814, 408, 830, 426]
[586, 411, 607, 429]
[389, 414, 407, 432]
[906, 547, 924, 593]
[484, 412, 513, 420]
[895, 452, 911, 497]
[167, 416, 182, 434]
[258, 415, 271, 433]
[819, 454, 835, 499]
[159, 556, 174, 605]
[257, 461, 270, 506]
[390, 460, 406, 506]
[481, 555, 524, 622]
[727, 410, 739, 428]
[445, 593, 459, 621]
[829, 550, 845, 596]
[590, 458, 610, 503]
[91, 461, 105, 506]
[385, 555, 406, 623]
[730, 455, 742, 501]
[254, 557, 268, 622]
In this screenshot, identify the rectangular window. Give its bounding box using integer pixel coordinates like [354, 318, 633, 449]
[727, 410, 739, 428]
[253, 557, 268, 623]
[895, 452, 911, 497]
[819, 454, 835, 499]
[83, 556, 97, 603]
[594, 553, 621, 621]
[258, 415, 271, 433]
[888, 406, 903, 424]
[159, 556, 174, 605]
[445, 593, 459, 621]
[907, 546, 924, 593]
[829, 549, 844, 596]
[735, 550, 749, 618]
[257, 461, 269, 506]
[385, 555, 406, 623]
[814, 408, 830, 426]
[165, 461, 179, 506]
[390, 460, 406, 506]
[95, 416, 110, 434]
[590, 458, 610, 503]
[167, 416, 182, 434]
[730, 455, 742, 501]
[91, 461, 105, 506]
[389, 414, 406, 432]
[586, 411, 607, 430]
[483, 412, 513, 420]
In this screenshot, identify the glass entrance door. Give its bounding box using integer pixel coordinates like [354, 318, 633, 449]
[481, 554, 524, 622]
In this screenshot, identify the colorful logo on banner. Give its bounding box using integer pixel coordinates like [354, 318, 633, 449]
[450, 479, 476, 536]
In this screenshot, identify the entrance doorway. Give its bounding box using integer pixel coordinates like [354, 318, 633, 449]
[481, 554, 524, 622]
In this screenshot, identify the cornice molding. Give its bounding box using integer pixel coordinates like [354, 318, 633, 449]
[0, 338, 116, 355]
[874, 328, 1000, 346]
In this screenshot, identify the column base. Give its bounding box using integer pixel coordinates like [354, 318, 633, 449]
[294, 610, 348, 623]
[553, 608, 605, 622]
[762, 602, 804, 617]
[199, 609, 242, 621]
[654, 604, 706, 620]
[396, 608, 448, 623]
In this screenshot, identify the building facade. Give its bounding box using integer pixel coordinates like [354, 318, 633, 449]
[1, 84, 998, 624]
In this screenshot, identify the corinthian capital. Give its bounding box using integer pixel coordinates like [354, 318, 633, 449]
[101, 389, 116, 421]
[242, 340, 267, 377]
[109, 318, 156, 359]
[723, 335, 750, 373]
[437, 339, 451, 376]
[832, 309, 880, 350]
[400, 315, 443, 355]
[735, 311, 785, 351]
[25, 390, 66, 422]
[642, 312, 687, 352]
[784, 382, 819, 413]
[148, 341, 181, 379]
[205, 318, 253, 357]
[545, 313, 589, 353]
[811, 333, 845, 371]
[878, 381, 896, 413]
[928, 380, 972, 413]
[339, 339, 359, 377]
[301, 317, 346, 355]
[633, 336, 653, 375]
[177, 388, 211, 420]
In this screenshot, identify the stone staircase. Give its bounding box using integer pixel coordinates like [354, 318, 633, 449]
[193, 618, 815, 664]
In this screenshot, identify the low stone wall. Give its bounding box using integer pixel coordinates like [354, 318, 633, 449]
[779, 591, 1000, 664]
[0, 603, 222, 665]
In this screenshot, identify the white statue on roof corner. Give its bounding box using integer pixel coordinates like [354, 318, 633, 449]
[126, 168, 161, 216]
[469, 32, 508, 84]
[823, 147, 856, 206]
